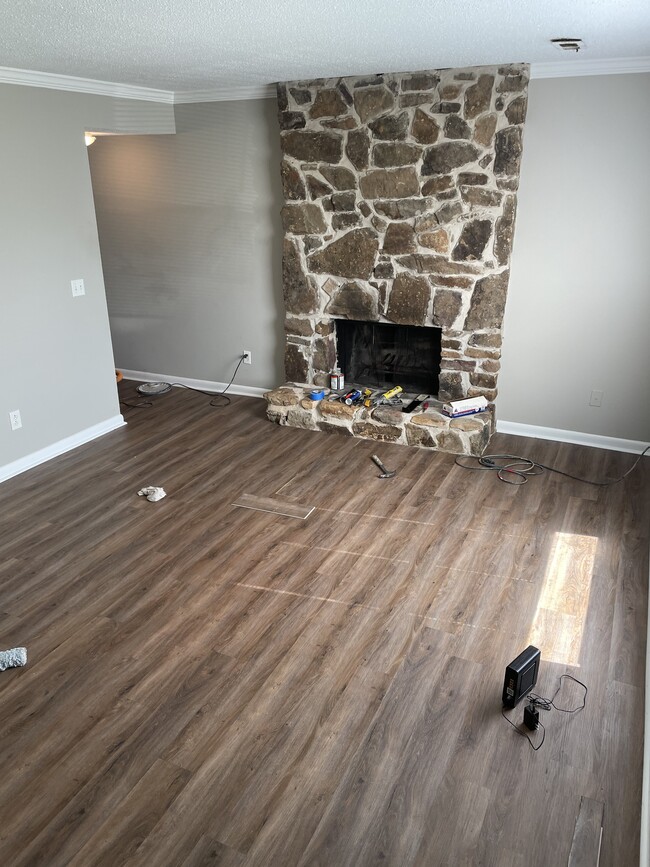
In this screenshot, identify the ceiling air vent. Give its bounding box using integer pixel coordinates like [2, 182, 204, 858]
[551, 37, 584, 52]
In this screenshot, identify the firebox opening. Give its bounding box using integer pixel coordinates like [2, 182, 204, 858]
[335, 319, 441, 396]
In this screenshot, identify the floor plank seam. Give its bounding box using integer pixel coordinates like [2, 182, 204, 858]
[316, 505, 537, 539]
[235, 582, 499, 634]
[279, 540, 412, 565]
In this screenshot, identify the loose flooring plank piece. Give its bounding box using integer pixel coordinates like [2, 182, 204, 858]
[598, 679, 645, 867]
[568, 796, 604, 867]
[232, 493, 314, 520]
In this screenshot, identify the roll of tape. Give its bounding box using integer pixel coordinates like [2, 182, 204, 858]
[310, 389, 326, 400]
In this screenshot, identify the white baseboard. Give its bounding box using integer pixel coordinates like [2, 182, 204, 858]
[0, 415, 126, 483]
[496, 420, 649, 455]
[119, 368, 268, 399]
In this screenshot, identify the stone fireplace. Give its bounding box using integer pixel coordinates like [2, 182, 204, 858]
[265, 63, 529, 454]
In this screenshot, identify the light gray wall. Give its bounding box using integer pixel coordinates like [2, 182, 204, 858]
[88, 75, 649, 444]
[89, 99, 284, 390]
[499, 73, 650, 442]
[0, 83, 175, 469]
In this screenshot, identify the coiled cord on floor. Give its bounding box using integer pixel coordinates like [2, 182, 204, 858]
[455, 445, 649, 486]
[121, 356, 246, 411]
[501, 675, 587, 751]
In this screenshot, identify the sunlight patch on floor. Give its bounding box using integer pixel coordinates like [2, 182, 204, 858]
[528, 531, 598, 666]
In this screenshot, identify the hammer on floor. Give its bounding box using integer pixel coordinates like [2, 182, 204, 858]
[371, 454, 396, 479]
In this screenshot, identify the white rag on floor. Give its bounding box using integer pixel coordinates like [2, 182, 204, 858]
[0, 647, 27, 671]
[137, 486, 167, 502]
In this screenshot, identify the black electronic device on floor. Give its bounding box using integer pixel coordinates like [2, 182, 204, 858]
[502, 645, 541, 708]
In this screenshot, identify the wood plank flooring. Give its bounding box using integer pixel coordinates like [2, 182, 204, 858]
[0, 383, 648, 866]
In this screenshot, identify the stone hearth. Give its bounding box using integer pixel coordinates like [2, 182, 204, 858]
[265, 386, 492, 455]
[267, 63, 529, 454]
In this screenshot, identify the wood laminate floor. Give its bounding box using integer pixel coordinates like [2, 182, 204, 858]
[0, 385, 648, 866]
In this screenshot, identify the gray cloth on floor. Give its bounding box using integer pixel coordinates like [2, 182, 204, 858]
[137, 486, 166, 502]
[0, 647, 27, 671]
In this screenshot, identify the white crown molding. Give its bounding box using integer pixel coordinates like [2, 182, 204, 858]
[496, 419, 650, 455]
[2, 56, 648, 105]
[0, 65, 174, 102]
[530, 55, 650, 79]
[119, 369, 268, 399]
[173, 83, 276, 103]
[0, 415, 126, 484]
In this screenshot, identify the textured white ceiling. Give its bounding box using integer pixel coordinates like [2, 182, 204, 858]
[1, 0, 649, 92]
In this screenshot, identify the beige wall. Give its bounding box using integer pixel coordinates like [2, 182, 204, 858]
[0, 83, 175, 473]
[499, 72, 650, 442]
[89, 99, 285, 390]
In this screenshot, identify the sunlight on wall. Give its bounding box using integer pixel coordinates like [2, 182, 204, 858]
[528, 531, 598, 667]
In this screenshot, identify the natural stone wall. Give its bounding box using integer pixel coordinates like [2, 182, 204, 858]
[276, 64, 529, 406]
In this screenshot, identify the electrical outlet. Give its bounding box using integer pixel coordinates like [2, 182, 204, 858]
[71, 278, 85, 297]
[243, 350, 252, 365]
[9, 409, 22, 431]
[589, 389, 603, 408]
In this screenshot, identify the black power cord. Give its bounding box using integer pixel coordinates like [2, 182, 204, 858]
[456, 446, 649, 486]
[120, 398, 153, 409]
[171, 354, 246, 407]
[501, 674, 588, 751]
[120, 355, 246, 411]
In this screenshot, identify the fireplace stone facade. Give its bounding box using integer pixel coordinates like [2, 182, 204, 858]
[266, 63, 529, 454]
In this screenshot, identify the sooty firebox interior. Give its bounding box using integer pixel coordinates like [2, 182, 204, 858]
[335, 319, 441, 395]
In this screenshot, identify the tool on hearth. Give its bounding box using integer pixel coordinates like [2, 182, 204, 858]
[363, 389, 383, 408]
[402, 394, 429, 413]
[371, 454, 396, 479]
[344, 389, 362, 405]
[373, 396, 403, 407]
